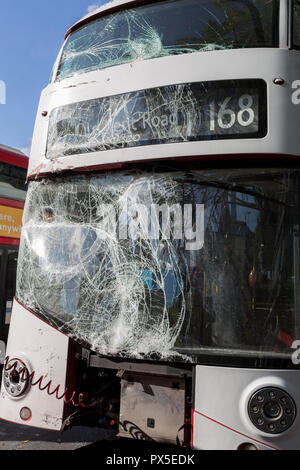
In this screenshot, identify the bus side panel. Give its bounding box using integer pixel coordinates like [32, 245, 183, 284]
[0, 299, 69, 430]
[193, 365, 300, 450]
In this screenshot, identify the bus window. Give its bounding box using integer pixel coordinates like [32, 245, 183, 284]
[293, 0, 300, 48]
[55, 0, 279, 82]
[0, 248, 18, 342]
[0, 162, 27, 201]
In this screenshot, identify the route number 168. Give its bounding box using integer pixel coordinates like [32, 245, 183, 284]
[209, 94, 255, 131]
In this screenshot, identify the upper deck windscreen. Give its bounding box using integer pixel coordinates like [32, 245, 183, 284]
[55, 0, 279, 82]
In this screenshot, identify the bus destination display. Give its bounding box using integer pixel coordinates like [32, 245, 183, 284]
[46, 79, 267, 159]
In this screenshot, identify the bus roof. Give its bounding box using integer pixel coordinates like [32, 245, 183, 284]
[65, 0, 140, 39]
[0, 145, 28, 169]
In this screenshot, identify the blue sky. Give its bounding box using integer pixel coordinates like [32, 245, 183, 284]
[0, 1, 108, 155]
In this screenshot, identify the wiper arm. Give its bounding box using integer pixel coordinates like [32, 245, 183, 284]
[174, 174, 293, 208]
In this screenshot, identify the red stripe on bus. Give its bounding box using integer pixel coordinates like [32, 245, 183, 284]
[0, 237, 20, 246]
[0, 149, 28, 168]
[192, 409, 279, 450]
[0, 198, 24, 209]
[27, 153, 300, 181]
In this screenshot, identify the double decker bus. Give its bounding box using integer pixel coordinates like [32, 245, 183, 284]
[2, 0, 300, 450]
[0, 145, 27, 344]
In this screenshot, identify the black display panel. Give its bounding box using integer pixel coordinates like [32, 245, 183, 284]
[46, 79, 267, 159]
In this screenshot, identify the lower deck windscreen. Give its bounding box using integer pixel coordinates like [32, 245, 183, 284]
[16, 166, 297, 363]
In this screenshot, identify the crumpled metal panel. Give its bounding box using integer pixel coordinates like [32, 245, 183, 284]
[118, 372, 186, 444]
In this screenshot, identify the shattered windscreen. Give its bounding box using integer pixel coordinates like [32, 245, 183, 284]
[16, 166, 299, 363]
[55, 0, 279, 81]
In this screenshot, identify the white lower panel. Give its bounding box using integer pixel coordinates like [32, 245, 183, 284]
[193, 365, 300, 450]
[0, 299, 69, 430]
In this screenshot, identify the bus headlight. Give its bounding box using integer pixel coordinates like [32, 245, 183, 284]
[3, 358, 30, 398]
[248, 387, 296, 434]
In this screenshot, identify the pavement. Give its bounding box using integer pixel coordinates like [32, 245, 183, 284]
[0, 419, 111, 450]
[0, 365, 115, 451]
[0, 419, 200, 466]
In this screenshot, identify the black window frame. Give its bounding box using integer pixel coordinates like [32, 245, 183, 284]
[291, 0, 300, 49]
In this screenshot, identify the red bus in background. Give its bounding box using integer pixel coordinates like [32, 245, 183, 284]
[0, 145, 28, 343]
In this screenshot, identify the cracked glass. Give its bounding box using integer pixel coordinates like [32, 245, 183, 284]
[16, 165, 298, 363]
[55, 0, 279, 82]
[46, 79, 267, 159]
